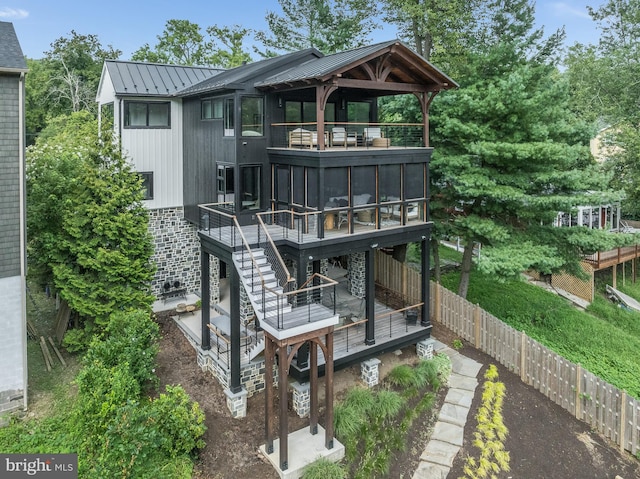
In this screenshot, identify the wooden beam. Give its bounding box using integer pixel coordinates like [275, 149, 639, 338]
[325, 331, 335, 449]
[265, 335, 274, 454]
[310, 340, 318, 435]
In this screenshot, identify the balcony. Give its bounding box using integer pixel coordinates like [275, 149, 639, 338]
[269, 122, 427, 150]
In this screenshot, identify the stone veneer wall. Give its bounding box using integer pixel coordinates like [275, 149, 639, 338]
[148, 207, 219, 303]
[347, 252, 366, 298]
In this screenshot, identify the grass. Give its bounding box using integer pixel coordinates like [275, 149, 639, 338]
[334, 355, 450, 478]
[439, 264, 640, 399]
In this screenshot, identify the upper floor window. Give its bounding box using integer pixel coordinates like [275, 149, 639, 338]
[124, 101, 170, 128]
[224, 99, 234, 136]
[202, 98, 223, 119]
[241, 97, 264, 136]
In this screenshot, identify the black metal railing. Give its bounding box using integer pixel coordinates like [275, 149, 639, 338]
[270, 122, 426, 149]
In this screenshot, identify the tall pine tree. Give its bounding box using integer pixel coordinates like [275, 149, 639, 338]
[430, 0, 627, 298]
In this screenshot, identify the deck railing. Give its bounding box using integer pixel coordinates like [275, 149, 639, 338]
[199, 203, 337, 331]
[270, 122, 426, 149]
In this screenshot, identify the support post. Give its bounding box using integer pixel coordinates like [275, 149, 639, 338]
[229, 266, 242, 393]
[310, 340, 318, 435]
[201, 249, 211, 350]
[325, 331, 334, 449]
[278, 343, 289, 470]
[265, 336, 274, 454]
[365, 249, 375, 345]
[420, 238, 431, 328]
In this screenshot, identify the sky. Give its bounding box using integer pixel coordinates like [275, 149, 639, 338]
[2, 0, 605, 60]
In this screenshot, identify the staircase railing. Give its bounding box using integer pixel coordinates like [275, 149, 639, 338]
[255, 213, 296, 294]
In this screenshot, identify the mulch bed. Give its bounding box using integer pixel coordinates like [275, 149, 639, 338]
[154, 313, 640, 479]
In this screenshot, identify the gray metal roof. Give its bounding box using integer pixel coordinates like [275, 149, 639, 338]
[255, 39, 457, 89]
[0, 22, 27, 72]
[255, 40, 398, 87]
[105, 60, 223, 96]
[177, 48, 321, 97]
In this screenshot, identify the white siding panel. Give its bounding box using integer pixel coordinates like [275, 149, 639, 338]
[121, 99, 183, 209]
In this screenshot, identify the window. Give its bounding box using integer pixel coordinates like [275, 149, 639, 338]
[202, 99, 223, 119]
[217, 164, 234, 203]
[139, 172, 153, 200]
[285, 101, 336, 124]
[224, 99, 234, 136]
[241, 97, 264, 136]
[240, 165, 261, 210]
[124, 101, 170, 128]
[405, 164, 425, 199]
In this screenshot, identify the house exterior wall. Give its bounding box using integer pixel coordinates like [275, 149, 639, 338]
[0, 71, 27, 413]
[149, 207, 198, 297]
[119, 97, 184, 210]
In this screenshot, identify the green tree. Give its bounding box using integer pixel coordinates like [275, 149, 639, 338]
[24, 32, 120, 144]
[28, 112, 155, 336]
[51, 135, 155, 331]
[26, 112, 99, 286]
[132, 19, 213, 65]
[207, 25, 254, 68]
[255, 0, 378, 55]
[380, 0, 479, 67]
[430, 0, 621, 298]
[566, 0, 640, 218]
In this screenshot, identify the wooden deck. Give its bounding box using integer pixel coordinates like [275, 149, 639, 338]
[583, 244, 640, 270]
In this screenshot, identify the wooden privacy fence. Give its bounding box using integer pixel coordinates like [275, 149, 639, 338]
[374, 251, 640, 455]
[432, 281, 640, 456]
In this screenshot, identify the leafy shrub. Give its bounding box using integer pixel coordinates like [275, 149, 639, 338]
[431, 353, 452, 388]
[387, 364, 419, 389]
[83, 310, 159, 389]
[302, 457, 346, 479]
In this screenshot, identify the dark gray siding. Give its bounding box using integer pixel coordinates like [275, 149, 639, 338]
[182, 97, 236, 223]
[0, 74, 21, 278]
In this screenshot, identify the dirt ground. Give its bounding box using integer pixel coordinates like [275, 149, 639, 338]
[155, 314, 640, 479]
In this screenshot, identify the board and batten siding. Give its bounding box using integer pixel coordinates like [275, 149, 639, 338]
[0, 74, 22, 278]
[119, 98, 184, 210]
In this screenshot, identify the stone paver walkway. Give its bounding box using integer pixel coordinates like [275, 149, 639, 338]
[412, 340, 483, 479]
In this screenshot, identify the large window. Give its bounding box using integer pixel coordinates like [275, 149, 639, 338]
[285, 101, 336, 124]
[217, 164, 234, 203]
[405, 163, 425, 199]
[124, 101, 170, 128]
[241, 97, 264, 136]
[240, 165, 261, 210]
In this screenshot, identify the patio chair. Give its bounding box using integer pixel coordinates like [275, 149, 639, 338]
[331, 127, 357, 147]
[363, 127, 383, 145]
[289, 128, 314, 148]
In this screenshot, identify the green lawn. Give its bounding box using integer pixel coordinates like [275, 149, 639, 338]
[435, 247, 640, 399]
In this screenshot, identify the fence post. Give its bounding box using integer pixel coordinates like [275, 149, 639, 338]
[474, 304, 481, 348]
[520, 331, 526, 383]
[435, 282, 441, 323]
[575, 363, 582, 420]
[620, 390, 627, 453]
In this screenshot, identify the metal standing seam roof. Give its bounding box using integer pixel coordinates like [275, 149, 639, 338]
[105, 60, 223, 96]
[0, 21, 27, 71]
[255, 39, 457, 89]
[177, 48, 322, 97]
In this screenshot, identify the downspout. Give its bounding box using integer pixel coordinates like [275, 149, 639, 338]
[18, 71, 28, 410]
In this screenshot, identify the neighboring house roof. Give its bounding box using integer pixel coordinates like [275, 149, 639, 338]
[177, 48, 322, 97]
[103, 60, 224, 97]
[0, 21, 27, 72]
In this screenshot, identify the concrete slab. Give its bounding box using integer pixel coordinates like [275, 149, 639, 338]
[449, 373, 478, 391]
[430, 421, 464, 447]
[420, 439, 460, 467]
[445, 388, 474, 409]
[412, 460, 450, 479]
[439, 402, 471, 427]
[259, 425, 345, 479]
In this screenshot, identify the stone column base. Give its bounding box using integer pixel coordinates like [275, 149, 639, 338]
[361, 358, 381, 387]
[417, 338, 435, 360]
[225, 387, 248, 418]
[292, 381, 310, 418]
